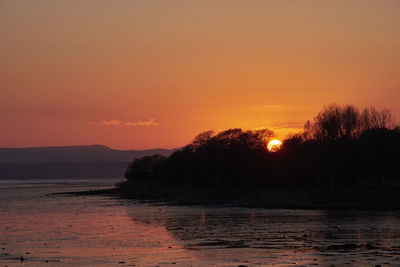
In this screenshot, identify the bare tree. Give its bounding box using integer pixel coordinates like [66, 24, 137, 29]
[360, 107, 393, 130]
[305, 104, 394, 142]
[340, 104, 360, 137]
[314, 104, 343, 141]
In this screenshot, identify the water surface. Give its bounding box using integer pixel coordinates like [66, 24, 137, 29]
[1, 179, 400, 266]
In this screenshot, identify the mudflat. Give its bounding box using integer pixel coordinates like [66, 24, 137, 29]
[2, 179, 400, 267]
[72, 181, 400, 210]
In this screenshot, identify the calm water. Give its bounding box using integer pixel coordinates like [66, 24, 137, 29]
[1, 179, 400, 267]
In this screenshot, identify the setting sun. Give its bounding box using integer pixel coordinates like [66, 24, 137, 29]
[267, 139, 282, 152]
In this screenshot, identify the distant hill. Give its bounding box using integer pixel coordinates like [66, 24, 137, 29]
[0, 145, 176, 163]
[0, 145, 176, 179]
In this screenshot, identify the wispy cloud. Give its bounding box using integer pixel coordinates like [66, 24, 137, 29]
[89, 118, 158, 127]
[100, 119, 123, 126]
[270, 120, 305, 130]
[123, 119, 158, 126]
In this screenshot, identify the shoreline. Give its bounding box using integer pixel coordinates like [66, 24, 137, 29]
[57, 182, 400, 210]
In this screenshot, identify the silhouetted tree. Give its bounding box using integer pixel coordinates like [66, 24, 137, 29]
[360, 106, 393, 130]
[122, 104, 399, 192]
[304, 104, 393, 142]
[125, 154, 166, 181]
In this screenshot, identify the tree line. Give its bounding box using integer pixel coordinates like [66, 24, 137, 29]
[122, 104, 400, 191]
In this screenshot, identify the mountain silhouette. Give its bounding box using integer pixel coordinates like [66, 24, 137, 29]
[0, 145, 176, 179]
[0, 145, 175, 164]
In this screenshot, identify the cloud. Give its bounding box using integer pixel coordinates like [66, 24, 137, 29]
[270, 120, 305, 130]
[123, 118, 158, 126]
[89, 118, 158, 127]
[99, 120, 123, 126]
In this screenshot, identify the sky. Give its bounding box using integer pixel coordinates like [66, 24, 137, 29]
[1, 0, 399, 149]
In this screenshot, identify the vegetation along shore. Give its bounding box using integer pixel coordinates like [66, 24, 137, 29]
[75, 104, 400, 209]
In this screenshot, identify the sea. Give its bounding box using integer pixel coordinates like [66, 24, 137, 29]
[1, 178, 400, 266]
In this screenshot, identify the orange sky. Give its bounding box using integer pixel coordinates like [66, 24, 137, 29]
[1, 1, 399, 149]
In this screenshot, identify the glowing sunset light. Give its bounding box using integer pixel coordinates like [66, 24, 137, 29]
[267, 139, 282, 152]
[1, 1, 400, 149]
